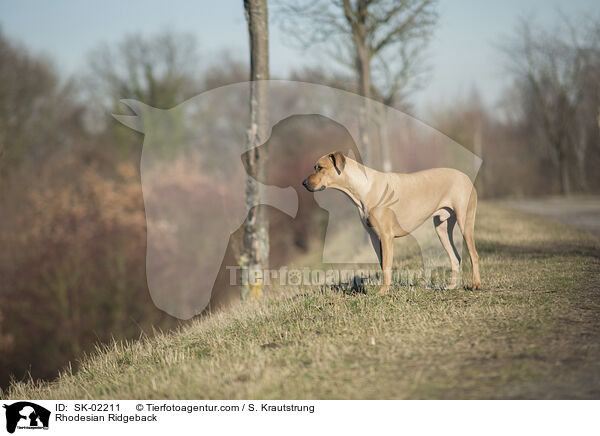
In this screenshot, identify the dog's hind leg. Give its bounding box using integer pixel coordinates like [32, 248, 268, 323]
[433, 208, 461, 289]
[455, 188, 481, 290]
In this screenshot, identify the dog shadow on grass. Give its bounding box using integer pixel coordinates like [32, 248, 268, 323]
[329, 274, 370, 295]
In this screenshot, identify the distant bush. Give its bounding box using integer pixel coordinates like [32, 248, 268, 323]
[0, 154, 179, 386]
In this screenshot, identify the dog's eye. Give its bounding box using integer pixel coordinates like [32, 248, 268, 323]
[315, 166, 322, 171]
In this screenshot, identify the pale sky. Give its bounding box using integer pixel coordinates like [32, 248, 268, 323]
[1, 0, 598, 117]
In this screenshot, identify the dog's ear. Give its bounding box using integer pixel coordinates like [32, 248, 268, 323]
[329, 151, 346, 175]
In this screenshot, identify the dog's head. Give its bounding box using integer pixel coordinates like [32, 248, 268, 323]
[302, 151, 346, 192]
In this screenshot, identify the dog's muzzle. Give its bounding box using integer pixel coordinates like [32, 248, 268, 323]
[302, 179, 325, 192]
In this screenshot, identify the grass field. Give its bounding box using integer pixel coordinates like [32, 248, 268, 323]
[3, 202, 600, 399]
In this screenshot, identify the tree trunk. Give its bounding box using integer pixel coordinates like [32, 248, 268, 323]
[242, 0, 269, 300]
[377, 106, 392, 172]
[575, 128, 589, 192]
[557, 148, 570, 196]
[355, 43, 372, 166]
[354, 1, 372, 167]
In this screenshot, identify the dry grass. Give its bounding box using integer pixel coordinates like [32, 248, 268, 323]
[3, 203, 599, 399]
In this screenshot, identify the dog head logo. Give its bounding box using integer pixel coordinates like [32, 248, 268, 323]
[113, 80, 481, 318]
[3, 402, 50, 434]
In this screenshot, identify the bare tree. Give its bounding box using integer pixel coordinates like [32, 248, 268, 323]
[84, 31, 201, 153]
[87, 31, 200, 110]
[276, 0, 437, 167]
[242, 0, 270, 299]
[501, 16, 600, 195]
[0, 30, 82, 177]
[571, 19, 600, 192]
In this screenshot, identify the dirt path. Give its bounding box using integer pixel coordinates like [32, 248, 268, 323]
[501, 195, 600, 237]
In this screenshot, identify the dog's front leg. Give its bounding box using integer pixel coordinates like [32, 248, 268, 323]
[368, 209, 395, 295]
[377, 235, 393, 295]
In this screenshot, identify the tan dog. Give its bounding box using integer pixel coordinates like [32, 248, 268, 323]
[302, 152, 481, 294]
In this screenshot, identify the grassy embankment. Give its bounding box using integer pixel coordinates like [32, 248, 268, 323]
[3, 203, 599, 399]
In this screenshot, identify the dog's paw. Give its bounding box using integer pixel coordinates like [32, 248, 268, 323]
[376, 285, 391, 296]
